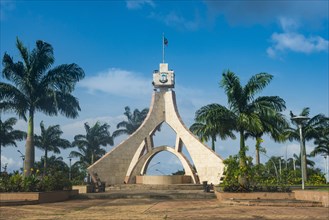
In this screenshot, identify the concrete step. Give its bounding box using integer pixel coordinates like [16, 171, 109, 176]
[106, 184, 204, 191]
[222, 199, 323, 207]
[75, 190, 216, 200]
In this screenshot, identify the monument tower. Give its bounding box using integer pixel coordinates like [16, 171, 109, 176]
[88, 41, 225, 185]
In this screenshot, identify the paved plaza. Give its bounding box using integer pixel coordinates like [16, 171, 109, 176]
[1, 198, 328, 220]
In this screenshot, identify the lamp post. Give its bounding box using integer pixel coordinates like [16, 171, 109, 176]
[323, 154, 328, 183]
[278, 156, 284, 176]
[17, 150, 25, 173]
[68, 156, 72, 181]
[291, 115, 309, 190]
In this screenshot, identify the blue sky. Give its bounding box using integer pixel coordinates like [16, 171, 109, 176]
[1, 0, 328, 176]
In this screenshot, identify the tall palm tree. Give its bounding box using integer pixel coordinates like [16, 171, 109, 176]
[71, 121, 114, 167]
[113, 106, 149, 138]
[310, 125, 329, 157]
[190, 104, 236, 151]
[0, 38, 84, 175]
[285, 107, 328, 180]
[0, 117, 26, 172]
[196, 70, 285, 187]
[34, 121, 71, 176]
[245, 112, 288, 165]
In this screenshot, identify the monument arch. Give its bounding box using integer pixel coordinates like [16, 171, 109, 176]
[88, 63, 225, 185]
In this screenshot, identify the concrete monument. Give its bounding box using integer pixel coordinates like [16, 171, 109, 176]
[88, 63, 225, 185]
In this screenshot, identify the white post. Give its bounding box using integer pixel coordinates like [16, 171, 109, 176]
[324, 155, 329, 183]
[298, 124, 305, 190]
[162, 33, 165, 63]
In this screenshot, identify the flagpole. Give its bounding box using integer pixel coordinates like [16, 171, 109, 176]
[162, 33, 165, 63]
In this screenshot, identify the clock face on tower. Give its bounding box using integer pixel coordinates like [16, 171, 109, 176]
[152, 63, 174, 89]
[159, 72, 168, 83]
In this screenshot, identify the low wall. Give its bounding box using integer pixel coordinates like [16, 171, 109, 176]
[294, 190, 329, 207]
[215, 191, 295, 200]
[0, 190, 78, 204]
[72, 185, 93, 194]
[136, 175, 192, 184]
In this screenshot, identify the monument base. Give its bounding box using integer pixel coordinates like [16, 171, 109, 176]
[136, 175, 192, 184]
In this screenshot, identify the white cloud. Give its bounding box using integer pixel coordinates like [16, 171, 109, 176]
[126, 0, 155, 10]
[61, 115, 125, 140]
[267, 18, 329, 58]
[279, 17, 299, 32]
[0, 0, 15, 21]
[1, 155, 21, 172]
[163, 11, 200, 31]
[78, 68, 152, 98]
[149, 10, 201, 31]
[205, 1, 328, 26]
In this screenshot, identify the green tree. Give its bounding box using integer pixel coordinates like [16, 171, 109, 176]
[34, 155, 69, 175]
[34, 121, 71, 176]
[113, 106, 149, 138]
[71, 121, 114, 168]
[196, 71, 285, 187]
[245, 112, 288, 165]
[292, 153, 315, 169]
[310, 125, 329, 157]
[190, 104, 236, 151]
[286, 107, 328, 181]
[0, 117, 26, 172]
[0, 38, 84, 176]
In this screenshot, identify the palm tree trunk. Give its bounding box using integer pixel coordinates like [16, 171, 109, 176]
[24, 111, 34, 177]
[43, 149, 48, 177]
[0, 116, 2, 173]
[255, 137, 261, 165]
[302, 139, 307, 181]
[0, 141, 2, 173]
[238, 131, 248, 188]
[211, 136, 215, 151]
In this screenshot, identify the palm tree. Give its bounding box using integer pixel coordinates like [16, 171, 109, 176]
[285, 107, 328, 180]
[310, 125, 329, 157]
[71, 121, 114, 167]
[190, 104, 236, 151]
[0, 117, 26, 172]
[113, 106, 149, 138]
[34, 155, 69, 175]
[245, 112, 288, 165]
[0, 38, 84, 176]
[292, 153, 315, 168]
[196, 70, 285, 187]
[34, 121, 71, 176]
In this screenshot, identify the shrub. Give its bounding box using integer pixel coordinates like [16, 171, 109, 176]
[0, 169, 71, 192]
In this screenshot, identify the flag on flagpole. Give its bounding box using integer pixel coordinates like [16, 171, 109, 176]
[164, 37, 168, 46]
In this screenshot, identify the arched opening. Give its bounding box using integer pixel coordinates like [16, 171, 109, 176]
[144, 151, 184, 175]
[131, 146, 197, 184]
[152, 122, 176, 149]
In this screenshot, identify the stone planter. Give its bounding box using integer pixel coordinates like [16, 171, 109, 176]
[72, 185, 93, 193]
[0, 190, 78, 205]
[294, 190, 329, 207]
[215, 191, 295, 201]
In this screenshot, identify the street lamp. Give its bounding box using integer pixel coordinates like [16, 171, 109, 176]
[17, 150, 25, 173]
[291, 115, 309, 190]
[155, 169, 166, 175]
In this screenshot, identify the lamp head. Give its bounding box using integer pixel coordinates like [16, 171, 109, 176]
[291, 116, 309, 125]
